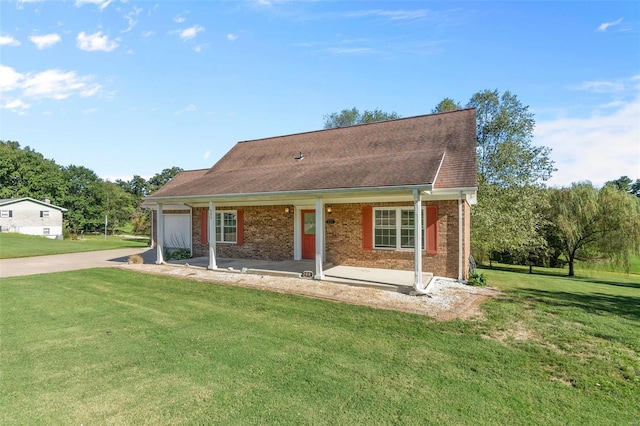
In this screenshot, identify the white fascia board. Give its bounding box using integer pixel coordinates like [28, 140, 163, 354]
[144, 184, 434, 207]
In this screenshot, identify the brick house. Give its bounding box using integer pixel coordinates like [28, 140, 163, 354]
[145, 109, 477, 291]
[0, 197, 67, 239]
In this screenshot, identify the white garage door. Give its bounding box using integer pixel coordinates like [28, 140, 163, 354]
[163, 213, 191, 250]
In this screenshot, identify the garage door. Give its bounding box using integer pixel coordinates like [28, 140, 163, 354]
[163, 213, 191, 250]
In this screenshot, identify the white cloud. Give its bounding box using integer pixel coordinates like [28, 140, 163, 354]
[174, 15, 186, 23]
[345, 9, 432, 21]
[193, 44, 208, 53]
[75, 0, 112, 11]
[123, 6, 143, 33]
[204, 151, 210, 159]
[29, 33, 61, 49]
[3, 99, 31, 112]
[597, 17, 623, 32]
[178, 25, 204, 40]
[535, 92, 640, 187]
[227, 33, 238, 41]
[0, 65, 102, 109]
[0, 34, 21, 47]
[175, 104, 197, 115]
[141, 30, 155, 38]
[76, 31, 118, 52]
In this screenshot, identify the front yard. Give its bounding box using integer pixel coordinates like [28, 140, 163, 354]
[1, 267, 638, 424]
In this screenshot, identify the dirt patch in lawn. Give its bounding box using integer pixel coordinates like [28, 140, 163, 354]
[120, 263, 499, 320]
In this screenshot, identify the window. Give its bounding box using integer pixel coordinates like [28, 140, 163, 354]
[374, 208, 424, 250]
[41, 210, 50, 218]
[43, 228, 50, 235]
[200, 209, 244, 245]
[0, 210, 10, 218]
[215, 211, 237, 243]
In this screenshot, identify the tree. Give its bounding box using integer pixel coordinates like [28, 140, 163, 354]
[606, 175, 640, 198]
[432, 98, 462, 114]
[323, 108, 400, 129]
[61, 165, 106, 233]
[547, 182, 640, 276]
[0, 140, 66, 203]
[116, 175, 149, 199]
[147, 167, 183, 195]
[437, 90, 555, 265]
[468, 90, 554, 187]
[102, 181, 135, 234]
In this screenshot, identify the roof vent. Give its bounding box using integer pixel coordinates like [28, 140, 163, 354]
[294, 151, 304, 161]
[43, 198, 51, 204]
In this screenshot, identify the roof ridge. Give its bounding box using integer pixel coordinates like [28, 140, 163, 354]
[236, 108, 476, 145]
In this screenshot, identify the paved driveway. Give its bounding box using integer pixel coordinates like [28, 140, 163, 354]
[0, 248, 155, 278]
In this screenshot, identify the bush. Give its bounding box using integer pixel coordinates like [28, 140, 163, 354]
[467, 272, 487, 287]
[163, 247, 191, 261]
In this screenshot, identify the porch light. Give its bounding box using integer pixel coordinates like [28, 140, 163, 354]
[284, 207, 290, 213]
[326, 206, 332, 214]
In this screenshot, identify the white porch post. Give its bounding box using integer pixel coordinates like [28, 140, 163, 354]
[155, 203, 164, 264]
[458, 193, 464, 281]
[413, 189, 423, 288]
[208, 201, 217, 269]
[314, 198, 324, 280]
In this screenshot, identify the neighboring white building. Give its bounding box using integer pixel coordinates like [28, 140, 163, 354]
[0, 197, 67, 239]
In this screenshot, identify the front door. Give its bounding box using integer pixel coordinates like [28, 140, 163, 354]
[301, 210, 316, 259]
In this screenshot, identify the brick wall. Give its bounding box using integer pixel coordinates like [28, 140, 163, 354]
[158, 199, 470, 280]
[192, 205, 294, 260]
[325, 201, 464, 279]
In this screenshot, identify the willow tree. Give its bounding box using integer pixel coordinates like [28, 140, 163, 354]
[547, 182, 640, 276]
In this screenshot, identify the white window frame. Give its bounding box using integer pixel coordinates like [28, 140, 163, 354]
[215, 210, 237, 244]
[43, 228, 50, 235]
[373, 207, 425, 251]
[0, 210, 9, 218]
[42, 210, 50, 218]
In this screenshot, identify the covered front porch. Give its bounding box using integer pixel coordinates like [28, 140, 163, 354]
[164, 256, 435, 295]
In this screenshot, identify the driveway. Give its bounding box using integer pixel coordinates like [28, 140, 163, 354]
[0, 248, 155, 278]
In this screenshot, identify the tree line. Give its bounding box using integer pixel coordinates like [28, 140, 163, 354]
[325, 92, 640, 276]
[0, 140, 181, 236]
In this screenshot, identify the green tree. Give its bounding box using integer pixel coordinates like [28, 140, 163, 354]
[437, 90, 555, 264]
[102, 181, 135, 234]
[606, 175, 640, 198]
[432, 98, 462, 113]
[323, 108, 400, 129]
[147, 167, 183, 195]
[0, 141, 66, 203]
[468, 90, 554, 186]
[547, 182, 640, 276]
[116, 175, 149, 199]
[61, 165, 106, 233]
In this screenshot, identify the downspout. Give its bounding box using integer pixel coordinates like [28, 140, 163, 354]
[413, 189, 429, 295]
[458, 192, 463, 281]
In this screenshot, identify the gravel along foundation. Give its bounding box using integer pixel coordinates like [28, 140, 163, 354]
[121, 263, 500, 319]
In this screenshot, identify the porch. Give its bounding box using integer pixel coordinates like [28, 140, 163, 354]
[165, 256, 435, 295]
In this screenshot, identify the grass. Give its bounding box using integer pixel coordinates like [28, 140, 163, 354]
[1, 267, 638, 424]
[0, 232, 149, 259]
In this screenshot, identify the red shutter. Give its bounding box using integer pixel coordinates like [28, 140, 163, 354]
[362, 206, 373, 251]
[426, 205, 438, 254]
[200, 209, 208, 243]
[236, 210, 244, 246]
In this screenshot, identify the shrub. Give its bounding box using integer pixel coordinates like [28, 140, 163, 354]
[467, 272, 487, 287]
[128, 254, 144, 264]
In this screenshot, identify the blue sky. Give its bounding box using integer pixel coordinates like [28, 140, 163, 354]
[1, 0, 638, 187]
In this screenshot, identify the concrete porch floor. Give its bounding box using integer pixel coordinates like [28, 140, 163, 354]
[166, 256, 434, 294]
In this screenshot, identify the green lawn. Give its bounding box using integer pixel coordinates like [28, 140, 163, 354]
[1, 267, 638, 424]
[0, 232, 149, 259]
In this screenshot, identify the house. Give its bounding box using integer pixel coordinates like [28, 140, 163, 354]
[0, 197, 67, 239]
[144, 109, 478, 291]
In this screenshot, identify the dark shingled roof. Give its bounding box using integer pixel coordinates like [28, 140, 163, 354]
[149, 108, 477, 199]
